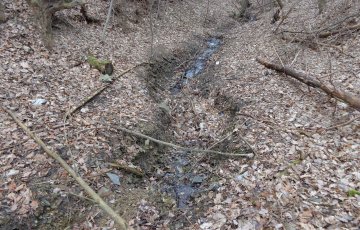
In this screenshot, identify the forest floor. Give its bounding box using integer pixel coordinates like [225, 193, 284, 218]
[0, 0, 359, 229]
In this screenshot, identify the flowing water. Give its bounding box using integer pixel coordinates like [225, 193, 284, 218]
[161, 38, 222, 209]
[171, 38, 222, 94]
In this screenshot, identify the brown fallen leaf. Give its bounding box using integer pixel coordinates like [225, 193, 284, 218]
[30, 200, 39, 210]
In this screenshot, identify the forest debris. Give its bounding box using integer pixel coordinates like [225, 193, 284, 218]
[279, 11, 360, 38]
[2, 106, 130, 230]
[256, 57, 360, 110]
[115, 126, 254, 158]
[318, 23, 360, 38]
[108, 162, 144, 177]
[65, 62, 149, 118]
[326, 116, 360, 130]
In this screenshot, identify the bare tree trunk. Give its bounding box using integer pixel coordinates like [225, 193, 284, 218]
[238, 0, 250, 18]
[114, 0, 131, 32]
[102, 0, 115, 41]
[274, 0, 283, 9]
[318, 0, 326, 14]
[27, 0, 85, 48]
[149, 0, 155, 58]
[0, 2, 6, 23]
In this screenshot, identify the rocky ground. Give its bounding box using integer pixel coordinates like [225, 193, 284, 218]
[0, 0, 359, 229]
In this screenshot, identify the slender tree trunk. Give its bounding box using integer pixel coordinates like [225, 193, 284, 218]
[149, 0, 155, 58]
[318, 0, 326, 14]
[238, 0, 249, 18]
[0, 2, 7, 23]
[274, 0, 283, 9]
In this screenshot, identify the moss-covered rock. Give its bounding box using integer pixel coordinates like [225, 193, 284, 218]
[87, 55, 113, 75]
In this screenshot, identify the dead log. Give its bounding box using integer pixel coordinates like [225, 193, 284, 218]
[256, 57, 360, 110]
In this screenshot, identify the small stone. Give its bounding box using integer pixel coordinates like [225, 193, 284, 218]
[106, 172, 121, 185]
[31, 98, 47, 105]
[6, 169, 20, 177]
[23, 46, 31, 53]
[98, 187, 111, 197]
[20, 61, 30, 69]
[80, 107, 89, 113]
[192, 175, 205, 185]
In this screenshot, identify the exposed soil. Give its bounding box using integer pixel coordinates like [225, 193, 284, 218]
[1, 0, 359, 229]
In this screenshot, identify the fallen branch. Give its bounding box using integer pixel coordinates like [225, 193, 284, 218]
[280, 11, 360, 36]
[318, 23, 360, 38]
[2, 107, 130, 230]
[65, 84, 107, 118]
[115, 126, 254, 158]
[108, 162, 144, 177]
[256, 57, 360, 110]
[281, 35, 355, 58]
[326, 115, 360, 130]
[65, 62, 149, 118]
[274, 0, 298, 33]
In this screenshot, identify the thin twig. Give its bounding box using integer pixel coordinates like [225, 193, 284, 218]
[102, 0, 115, 41]
[68, 192, 96, 203]
[65, 62, 149, 118]
[326, 116, 360, 130]
[274, 1, 298, 33]
[149, 0, 155, 58]
[108, 162, 144, 177]
[273, 45, 285, 67]
[207, 130, 235, 150]
[238, 133, 257, 156]
[2, 106, 130, 230]
[318, 23, 360, 38]
[114, 126, 254, 158]
[281, 11, 360, 35]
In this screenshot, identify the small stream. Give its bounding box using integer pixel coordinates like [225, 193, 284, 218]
[161, 38, 222, 209]
[161, 152, 204, 209]
[171, 38, 222, 94]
